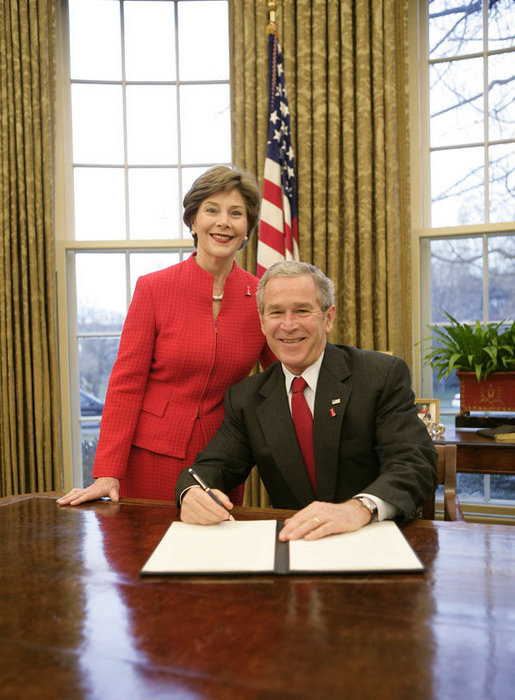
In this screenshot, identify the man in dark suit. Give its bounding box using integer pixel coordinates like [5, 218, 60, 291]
[176, 261, 437, 541]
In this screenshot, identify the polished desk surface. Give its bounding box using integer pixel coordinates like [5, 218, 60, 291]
[1, 494, 514, 700]
[437, 426, 515, 474]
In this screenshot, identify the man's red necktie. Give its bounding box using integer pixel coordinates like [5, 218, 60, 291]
[291, 377, 316, 494]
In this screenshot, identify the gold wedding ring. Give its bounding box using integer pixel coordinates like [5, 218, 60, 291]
[313, 516, 321, 525]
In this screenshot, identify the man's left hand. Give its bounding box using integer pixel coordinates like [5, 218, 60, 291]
[278, 499, 373, 541]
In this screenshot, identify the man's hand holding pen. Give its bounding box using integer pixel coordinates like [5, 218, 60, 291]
[180, 486, 235, 524]
[180, 468, 235, 524]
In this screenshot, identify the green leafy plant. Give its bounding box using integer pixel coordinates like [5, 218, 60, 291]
[422, 312, 515, 382]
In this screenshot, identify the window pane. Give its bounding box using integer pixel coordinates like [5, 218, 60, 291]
[129, 252, 182, 296]
[429, 58, 483, 147]
[490, 475, 515, 502]
[457, 473, 485, 502]
[81, 423, 100, 487]
[488, 53, 515, 141]
[489, 143, 515, 223]
[181, 166, 208, 236]
[429, 0, 483, 59]
[124, 1, 176, 81]
[74, 168, 126, 240]
[488, 0, 515, 51]
[431, 369, 459, 416]
[71, 85, 124, 164]
[431, 147, 484, 226]
[79, 338, 120, 402]
[488, 235, 515, 321]
[181, 166, 208, 196]
[126, 86, 178, 165]
[76, 253, 126, 333]
[128, 168, 179, 239]
[178, 1, 229, 80]
[69, 0, 121, 80]
[430, 237, 483, 321]
[180, 84, 231, 163]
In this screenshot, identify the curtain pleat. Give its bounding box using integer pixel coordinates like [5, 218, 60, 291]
[230, 0, 269, 275]
[0, 0, 61, 496]
[231, 0, 412, 507]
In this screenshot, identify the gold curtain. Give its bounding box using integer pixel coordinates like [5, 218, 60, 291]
[231, 0, 412, 506]
[0, 1, 61, 496]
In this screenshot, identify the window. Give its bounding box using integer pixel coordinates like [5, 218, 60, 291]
[411, 0, 515, 509]
[427, 0, 514, 228]
[56, 0, 231, 487]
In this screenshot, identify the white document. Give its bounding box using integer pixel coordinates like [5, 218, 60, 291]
[141, 519, 424, 575]
[289, 520, 424, 572]
[141, 519, 278, 574]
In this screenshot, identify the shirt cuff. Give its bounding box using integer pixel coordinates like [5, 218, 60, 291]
[178, 484, 200, 505]
[354, 493, 399, 521]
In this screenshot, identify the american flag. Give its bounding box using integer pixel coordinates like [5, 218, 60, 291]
[256, 26, 298, 278]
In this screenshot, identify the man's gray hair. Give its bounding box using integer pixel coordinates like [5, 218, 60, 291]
[257, 261, 335, 314]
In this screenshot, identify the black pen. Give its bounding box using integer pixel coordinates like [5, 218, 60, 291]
[187, 468, 235, 521]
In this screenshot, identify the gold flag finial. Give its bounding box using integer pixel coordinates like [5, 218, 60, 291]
[267, 0, 277, 32]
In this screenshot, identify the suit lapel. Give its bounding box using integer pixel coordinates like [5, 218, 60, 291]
[313, 344, 352, 501]
[256, 366, 315, 505]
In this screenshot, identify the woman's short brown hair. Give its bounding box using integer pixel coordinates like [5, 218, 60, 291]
[183, 165, 260, 249]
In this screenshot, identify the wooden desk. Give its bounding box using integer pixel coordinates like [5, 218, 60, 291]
[1, 494, 514, 699]
[437, 426, 515, 474]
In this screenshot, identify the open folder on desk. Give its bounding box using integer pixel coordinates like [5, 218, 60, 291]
[140, 520, 424, 576]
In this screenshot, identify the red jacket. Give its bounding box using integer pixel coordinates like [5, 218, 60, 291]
[93, 255, 274, 479]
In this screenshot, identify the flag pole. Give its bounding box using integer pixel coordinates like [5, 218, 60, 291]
[266, 2, 279, 111]
[257, 0, 299, 276]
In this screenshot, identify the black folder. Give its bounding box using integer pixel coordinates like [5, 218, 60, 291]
[140, 519, 424, 576]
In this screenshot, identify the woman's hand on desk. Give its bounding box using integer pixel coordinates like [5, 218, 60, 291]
[56, 477, 120, 507]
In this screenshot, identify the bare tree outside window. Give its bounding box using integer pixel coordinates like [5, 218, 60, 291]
[428, 0, 514, 227]
[427, 0, 514, 348]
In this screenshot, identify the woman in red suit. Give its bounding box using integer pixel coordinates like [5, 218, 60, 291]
[58, 166, 274, 506]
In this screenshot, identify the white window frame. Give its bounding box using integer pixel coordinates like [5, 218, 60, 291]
[409, 0, 515, 517]
[409, 0, 515, 391]
[55, 0, 227, 489]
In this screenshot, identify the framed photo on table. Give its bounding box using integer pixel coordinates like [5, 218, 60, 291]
[415, 398, 440, 424]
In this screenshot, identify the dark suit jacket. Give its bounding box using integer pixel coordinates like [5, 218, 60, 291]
[175, 343, 438, 522]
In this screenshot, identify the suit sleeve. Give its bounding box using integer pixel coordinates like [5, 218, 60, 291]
[92, 277, 157, 479]
[175, 385, 255, 500]
[363, 357, 438, 521]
